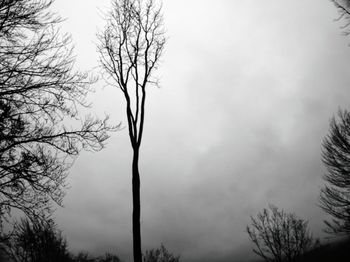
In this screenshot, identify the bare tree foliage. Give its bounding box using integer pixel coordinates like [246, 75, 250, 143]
[320, 109, 350, 235]
[98, 0, 165, 149]
[98, 1, 165, 261]
[0, 0, 118, 225]
[330, 0, 350, 34]
[143, 244, 179, 262]
[246, 205, 316, 262]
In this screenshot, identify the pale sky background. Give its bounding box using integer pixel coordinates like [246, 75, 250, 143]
[49, 1, 350, 261]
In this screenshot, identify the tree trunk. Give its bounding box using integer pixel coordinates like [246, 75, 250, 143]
[132, 147, 142, 262]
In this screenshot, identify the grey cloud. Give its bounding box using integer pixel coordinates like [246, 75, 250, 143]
[48, 1, 350, 262]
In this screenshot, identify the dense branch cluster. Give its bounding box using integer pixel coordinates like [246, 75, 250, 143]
[0, 0, 117, 223]
[98, 0, 165, 149]
[247, 205, 315, 262]
[320, 109, 350, 235]
[5, 218, 70, 262]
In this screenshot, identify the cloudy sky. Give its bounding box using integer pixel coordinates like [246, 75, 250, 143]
[50, 1, 350, 261]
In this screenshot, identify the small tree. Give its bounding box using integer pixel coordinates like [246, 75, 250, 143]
[143, 245, 179, 262]
[98, 1, 166, 262]
[247, 205, 315, 262]
[320, 109, 350, 235]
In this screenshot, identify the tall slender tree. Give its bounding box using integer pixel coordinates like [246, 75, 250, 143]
[98, 1, 165, 261]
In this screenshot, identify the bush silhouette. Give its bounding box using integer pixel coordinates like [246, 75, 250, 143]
[143, 244, 179, 262]
[98, 253, 121, 262]
[74, 252, 96, 262]
[74, 251, 121, 262]
[5, 218, 72, 262]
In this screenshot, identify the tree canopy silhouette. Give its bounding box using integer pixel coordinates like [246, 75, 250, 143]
[4, 218, 72, 262]
[247, 205, 316, 262]
[98, 0, 166, 261]
[320, 109, 350, 235]
[0, 0, 117, 225]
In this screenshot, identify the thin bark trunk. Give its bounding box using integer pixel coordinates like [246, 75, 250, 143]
[132, 147, 142, 262]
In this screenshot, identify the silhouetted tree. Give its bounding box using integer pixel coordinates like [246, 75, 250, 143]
[98, 1, 165, 262]
[4, 218, 73, 262]
[0, 0, 117, 225]
[143, 245, 179, 262]
[320, 109, 350, 235]
[247, 205, 316, 262]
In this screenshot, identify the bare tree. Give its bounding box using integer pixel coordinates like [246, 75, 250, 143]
[320, 109, 350, 235]
[0, 0, 117, 226]
[97, 1, 165, 262]
[246, 205, 315, 262]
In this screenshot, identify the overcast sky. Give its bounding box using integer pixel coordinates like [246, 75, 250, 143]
[50, 1, 350, 261]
